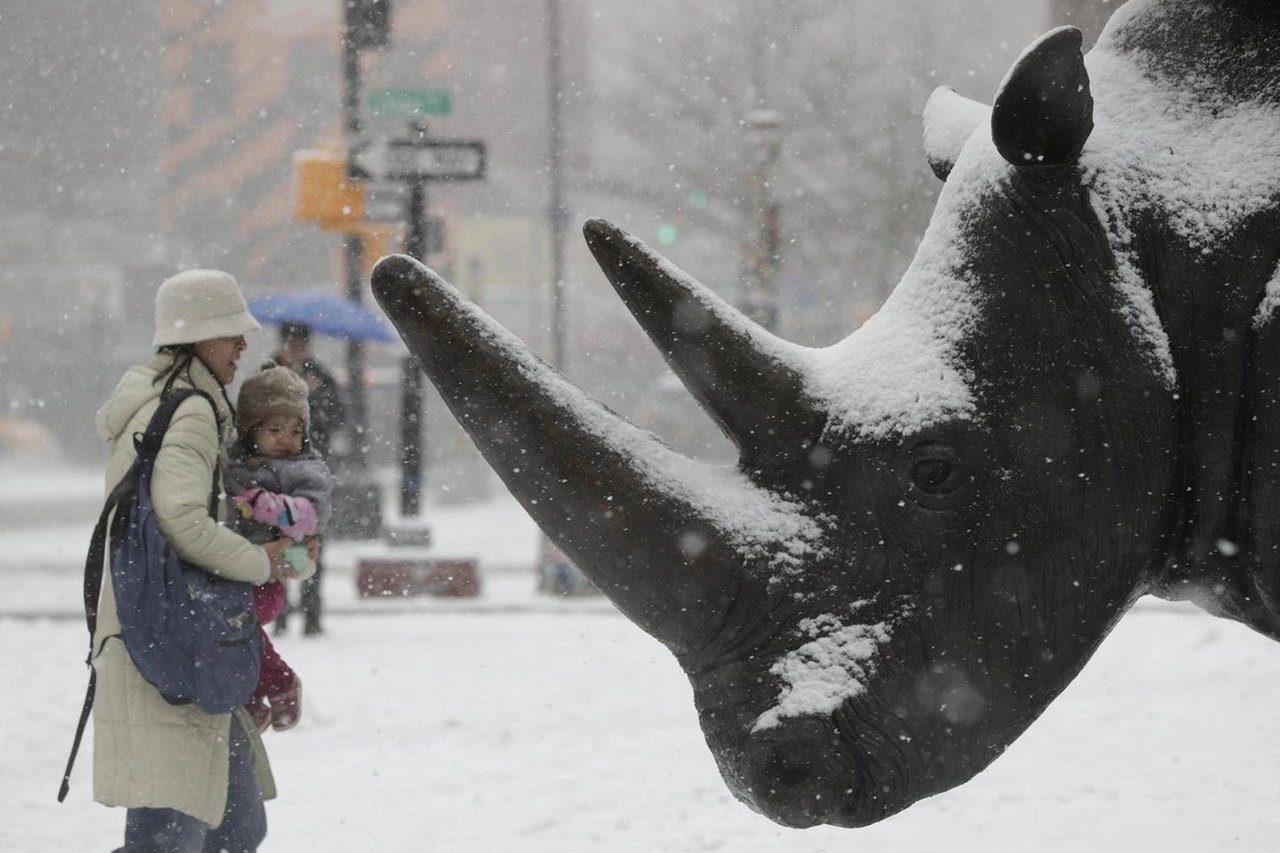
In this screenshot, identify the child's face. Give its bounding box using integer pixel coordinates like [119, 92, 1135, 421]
[254, 415, 305, 459]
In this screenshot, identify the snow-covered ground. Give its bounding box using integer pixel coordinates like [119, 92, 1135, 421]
[4, 462, 1280, 851]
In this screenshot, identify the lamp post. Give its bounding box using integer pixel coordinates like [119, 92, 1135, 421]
[741, 108, 783, 333]
[535, 0, 595, 596]
[547, 0, 567, 371]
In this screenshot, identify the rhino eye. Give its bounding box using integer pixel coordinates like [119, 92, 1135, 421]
[910, 459, 953, 493]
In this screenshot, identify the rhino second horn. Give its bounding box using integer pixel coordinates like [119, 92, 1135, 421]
[582, 218, 825, 470]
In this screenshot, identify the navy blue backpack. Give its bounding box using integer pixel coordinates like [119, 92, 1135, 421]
[59, 389, 261, 801]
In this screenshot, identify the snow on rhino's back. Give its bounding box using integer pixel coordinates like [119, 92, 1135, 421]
[1084, 0, 1280, 252]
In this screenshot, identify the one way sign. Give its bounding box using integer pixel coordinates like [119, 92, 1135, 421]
[348, 137, 486, 182]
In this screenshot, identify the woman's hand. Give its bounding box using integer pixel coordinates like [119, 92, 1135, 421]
[303, 535, 321, 562]
[262, 538, 295, 583]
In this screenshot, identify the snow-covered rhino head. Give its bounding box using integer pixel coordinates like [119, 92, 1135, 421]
[372, 0, 1280, 828]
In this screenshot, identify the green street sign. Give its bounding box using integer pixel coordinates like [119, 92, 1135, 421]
[367, 88, 452, 118]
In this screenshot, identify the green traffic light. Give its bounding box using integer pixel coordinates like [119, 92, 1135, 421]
[657, 223, 678, 245]
[687, 190, 708, 208]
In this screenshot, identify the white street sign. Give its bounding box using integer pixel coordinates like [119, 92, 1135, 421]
[348, 137, 486, 182]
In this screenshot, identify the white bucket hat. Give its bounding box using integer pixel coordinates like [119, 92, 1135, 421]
[153, 269, 262, 347]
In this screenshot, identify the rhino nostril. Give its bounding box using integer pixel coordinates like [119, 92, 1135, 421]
[758, 738, 823, 788]
[738, 721, 849, 826]
[768, 752, 816, 787]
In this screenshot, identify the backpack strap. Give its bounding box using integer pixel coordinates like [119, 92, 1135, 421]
[56, 499, 124, 802]
[58, 388, 221, 803]
[134, 389, 222, 518]
[133, 389, 218, 457]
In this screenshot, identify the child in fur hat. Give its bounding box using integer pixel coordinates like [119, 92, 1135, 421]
[227, 361, 335, 732]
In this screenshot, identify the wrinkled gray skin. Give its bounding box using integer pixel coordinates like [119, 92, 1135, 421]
[372, 0, 1280, 828]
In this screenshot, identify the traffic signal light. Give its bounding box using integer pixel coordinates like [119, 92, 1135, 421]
[293, 149, 364, 228]
[345, 0, 390, 50]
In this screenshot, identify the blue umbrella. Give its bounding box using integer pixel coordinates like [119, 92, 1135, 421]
[248, 292, 396, 343]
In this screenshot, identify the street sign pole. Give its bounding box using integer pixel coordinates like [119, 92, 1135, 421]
[399, 135, 429, 517]
[343, 120, 486, 521]
[343, 12, 367, 473]
[399, 334, 425, 517]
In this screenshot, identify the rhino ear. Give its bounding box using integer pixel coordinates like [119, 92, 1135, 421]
[991, 26, 1093, 169]
[922, 86, 991, 181]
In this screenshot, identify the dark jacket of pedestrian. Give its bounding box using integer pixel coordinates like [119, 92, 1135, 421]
[272, 326, 344, 459]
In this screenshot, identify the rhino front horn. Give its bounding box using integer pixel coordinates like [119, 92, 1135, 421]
[370, 252, 806, 658]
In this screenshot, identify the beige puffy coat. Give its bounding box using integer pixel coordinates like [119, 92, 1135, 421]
[92, 352, 277, 826]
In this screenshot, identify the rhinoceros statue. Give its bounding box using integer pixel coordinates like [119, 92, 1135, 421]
[370, 0, 1280, 828]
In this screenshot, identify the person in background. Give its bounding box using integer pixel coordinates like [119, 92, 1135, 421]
[271, 322, 344, 635]
[94, 269, 301, 853]
[272, 323, 343, 458]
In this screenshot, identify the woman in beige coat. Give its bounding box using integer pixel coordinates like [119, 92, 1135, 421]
[94, 270, 301, 853]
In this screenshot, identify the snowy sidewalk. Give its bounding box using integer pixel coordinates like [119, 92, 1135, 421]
[12, 577, 1280, 852]
[0, 462, 616, 620]
[8, 464, 1280, 851]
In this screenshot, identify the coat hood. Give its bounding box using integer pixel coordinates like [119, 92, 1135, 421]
[95, 353, 234, 445]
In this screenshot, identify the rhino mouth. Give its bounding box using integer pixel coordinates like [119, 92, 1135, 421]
[715, 675, 991, 827]
[733, 720, 857, 828]
[694, 622, 917, 828]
